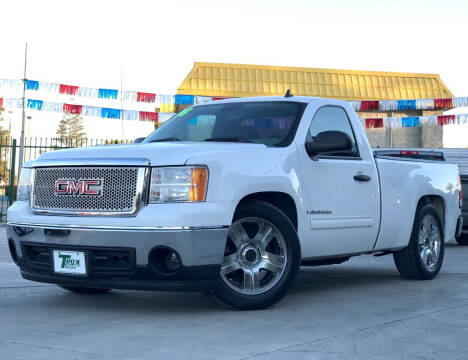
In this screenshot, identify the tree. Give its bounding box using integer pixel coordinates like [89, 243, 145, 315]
[56, 113, 87, 146]
[0, 106, 10, 183]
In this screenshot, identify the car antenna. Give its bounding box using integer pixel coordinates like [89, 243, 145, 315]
[285, 89, 293, 97]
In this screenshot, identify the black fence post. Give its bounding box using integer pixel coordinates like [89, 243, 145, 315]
[8, 139, 17, 206]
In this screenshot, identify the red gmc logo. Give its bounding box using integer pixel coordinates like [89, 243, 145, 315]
[54, 179, 103, 196]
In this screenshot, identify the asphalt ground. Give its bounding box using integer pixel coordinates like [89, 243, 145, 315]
[1, 228, 468, 360]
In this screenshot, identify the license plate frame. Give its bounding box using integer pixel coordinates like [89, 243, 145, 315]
[52, 250, 88, 276]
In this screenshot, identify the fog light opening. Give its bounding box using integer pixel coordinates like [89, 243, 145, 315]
[148, 247, 181, 275]
[165, 251, 181, 272]
[8, 239, 18, 264]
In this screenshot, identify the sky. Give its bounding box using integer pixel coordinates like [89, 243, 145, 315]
[0, 0, 468, 141]
[1, 0, 468, 95]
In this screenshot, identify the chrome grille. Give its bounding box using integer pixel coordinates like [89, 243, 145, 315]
[32, 167, 141, 214]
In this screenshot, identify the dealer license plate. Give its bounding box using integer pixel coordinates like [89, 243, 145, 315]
[53, 250, 87, 275]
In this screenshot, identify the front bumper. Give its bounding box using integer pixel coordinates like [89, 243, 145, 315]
[7, 223, 229, 291]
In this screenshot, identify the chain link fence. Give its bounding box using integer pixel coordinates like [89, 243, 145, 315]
[0, 137, 132, 220]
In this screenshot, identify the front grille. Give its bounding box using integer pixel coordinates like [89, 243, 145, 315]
[32, 167, 141, 214]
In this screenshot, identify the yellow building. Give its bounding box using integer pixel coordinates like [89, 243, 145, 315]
[177, 62, 452, 101]
[176, 62, 454, 149]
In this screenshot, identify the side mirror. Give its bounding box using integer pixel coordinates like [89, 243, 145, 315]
[133, 137, 146, 144]
[305, 131, 352, 157]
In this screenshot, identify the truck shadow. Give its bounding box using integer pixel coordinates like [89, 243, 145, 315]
[40, 264, 411, 314]
[291, 265, 401, 295]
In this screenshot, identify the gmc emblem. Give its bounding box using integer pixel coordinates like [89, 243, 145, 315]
[54, 179, 103, 196]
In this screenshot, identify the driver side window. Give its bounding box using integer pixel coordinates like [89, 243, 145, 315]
[307, 106, 359, 157]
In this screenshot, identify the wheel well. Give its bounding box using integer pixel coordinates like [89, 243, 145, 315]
[417, 195, 445, 230]
[235, 192, 298, 229]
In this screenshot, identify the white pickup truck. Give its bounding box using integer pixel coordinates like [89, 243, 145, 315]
[7, 96, 463, 310]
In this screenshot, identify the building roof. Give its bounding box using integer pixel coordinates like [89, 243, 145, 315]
[177, 62, 453, 100]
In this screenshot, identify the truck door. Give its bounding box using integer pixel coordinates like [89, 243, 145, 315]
[298, 105, 380, 257]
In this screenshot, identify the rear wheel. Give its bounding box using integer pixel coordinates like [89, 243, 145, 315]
[58, 285, 112, 294]
[212, 200, 301, 310]
[393, 204, 444, 280]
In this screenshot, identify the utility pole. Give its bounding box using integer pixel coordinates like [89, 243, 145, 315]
[120, 70, 125, 141]
[18, 43, 28, 172]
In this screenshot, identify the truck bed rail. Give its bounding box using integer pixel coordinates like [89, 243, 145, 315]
[373, 149, 446, 161]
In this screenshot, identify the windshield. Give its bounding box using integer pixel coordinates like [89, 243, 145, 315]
[144, 101, 307, 147]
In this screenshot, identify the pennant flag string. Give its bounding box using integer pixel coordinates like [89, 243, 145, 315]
[1, 97, 158, 122]
[362, 115, 468, 128]
[3, 77, 468, 110]
[3, 94, 468, 127]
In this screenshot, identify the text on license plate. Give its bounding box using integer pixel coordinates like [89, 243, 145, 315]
[53, 250, 86, 275]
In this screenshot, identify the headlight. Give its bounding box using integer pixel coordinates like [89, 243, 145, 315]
[149, 166, 208, 203]
[17, 168, 33, 202]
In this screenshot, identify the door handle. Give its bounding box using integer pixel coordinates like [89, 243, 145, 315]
[353, 174, 371, 182]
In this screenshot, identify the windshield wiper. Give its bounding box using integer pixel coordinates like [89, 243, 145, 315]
[148, 137, 181, 143]
[204, 137, 251, 143]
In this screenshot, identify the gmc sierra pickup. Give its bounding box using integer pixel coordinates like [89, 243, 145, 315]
[7, 96, 463, 309]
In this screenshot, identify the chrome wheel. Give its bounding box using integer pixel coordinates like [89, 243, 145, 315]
[221, 217, 287, 295]
[418, 214, 442, 271]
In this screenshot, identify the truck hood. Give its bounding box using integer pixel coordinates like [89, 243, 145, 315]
[30, 142, 268, 167]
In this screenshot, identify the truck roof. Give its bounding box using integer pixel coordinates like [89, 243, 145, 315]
[195, 96, 350, 107]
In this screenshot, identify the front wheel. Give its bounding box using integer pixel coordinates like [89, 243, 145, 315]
[212, 200, 301, 310]
[393, 204, 444, 280]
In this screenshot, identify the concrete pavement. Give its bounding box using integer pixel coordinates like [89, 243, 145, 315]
[1, 227, 468, 360]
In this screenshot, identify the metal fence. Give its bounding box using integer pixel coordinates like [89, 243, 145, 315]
[0, 137, 131, 220]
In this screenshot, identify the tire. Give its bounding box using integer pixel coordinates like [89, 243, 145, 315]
[456, 233, 468, 246]
[58, 285, 112, 294]
[393, 203, 445, 280]
[212, 200, 301, 310]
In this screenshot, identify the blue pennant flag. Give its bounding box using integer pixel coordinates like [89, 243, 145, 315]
[175, 95, 194, 105]
[101, 107, 121, 119]
[98, 88, 118, 99]
[401, 117, 419, 127]
[27, 99, 43, 110]
[26, 80, 39, 91]
[397, 100, 416, 110]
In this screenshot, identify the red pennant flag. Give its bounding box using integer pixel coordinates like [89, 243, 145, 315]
[0, 97, 3, 108]
[361, 101, 379, 111]
[63, 103, 83, 114]
[139, 111, 158, 122]
[437, 115, 455, 125]
[365, 118, 384, 128]
[136, 92, 156, 103]
[59, 84, 79, 96]
[434, 98, 453, 109]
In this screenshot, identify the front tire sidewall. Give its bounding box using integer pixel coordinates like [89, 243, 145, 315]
[214, 200, 301, 310]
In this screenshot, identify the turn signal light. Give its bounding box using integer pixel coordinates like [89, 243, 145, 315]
[189, 167, 208, 202]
